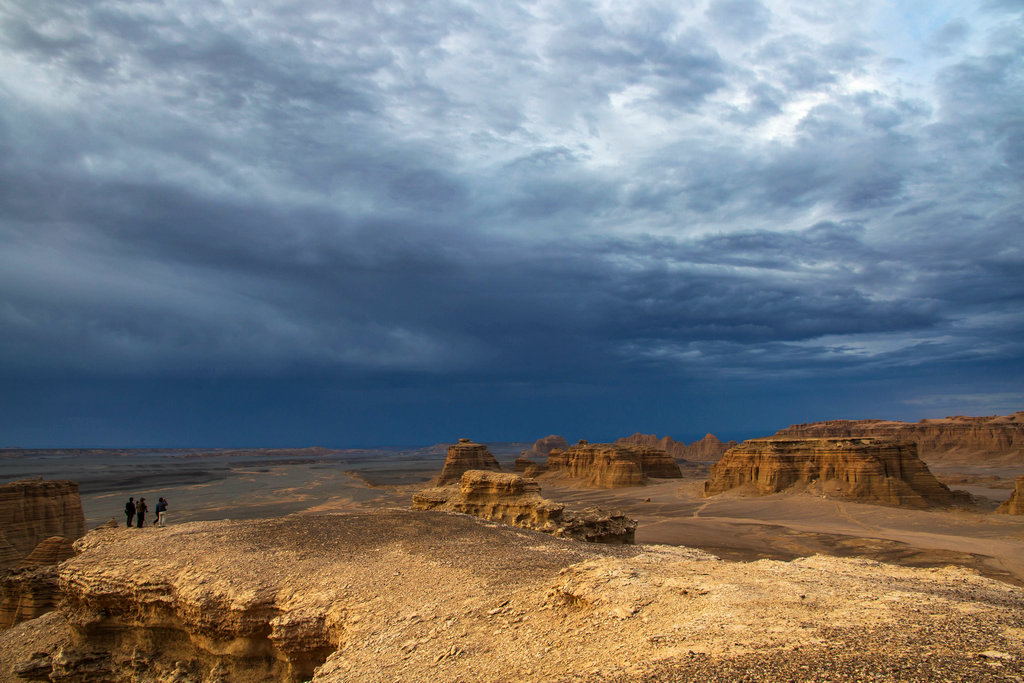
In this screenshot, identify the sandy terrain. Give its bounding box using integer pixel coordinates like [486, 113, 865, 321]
[534, 472, 1024, 586]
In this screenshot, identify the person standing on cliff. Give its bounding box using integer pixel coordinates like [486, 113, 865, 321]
[124, 497, 136, 528]
[155, 497, 167, 527]
[136, 497, 148, 528]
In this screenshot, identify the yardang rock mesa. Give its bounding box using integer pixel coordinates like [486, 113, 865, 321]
[545, 441, 682, 487]
[435, 438, 502, 485]
[704, 437, 958, 508]
[412, 470, 637, 543]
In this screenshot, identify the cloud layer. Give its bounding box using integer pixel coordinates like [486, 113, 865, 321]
[1, 0, 1022, 445]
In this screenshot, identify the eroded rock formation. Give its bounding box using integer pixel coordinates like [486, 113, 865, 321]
[704, 437, 957, 508]
[0, 566, 60, 631]
[996, 476, 1024, 514]
[615, 433, 687, 459]
[774, 412, 1024, 466]
[616, 432, 736, 462]
[520, 435, 568, 461]
[0, 480, 85, 569]
[436, 438, 501, 485]
[680, 433, 737, 461]
[413, 470, 636, 543]
[545, 442, 682, 487]
[6, 511, 1021, 683]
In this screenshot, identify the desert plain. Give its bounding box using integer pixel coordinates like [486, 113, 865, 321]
[1, 415, 1023, 681]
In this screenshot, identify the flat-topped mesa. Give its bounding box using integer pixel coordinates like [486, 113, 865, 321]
[413, 470, 636, 543]
[545, 442, 682, 488]
[0, 480, 85, 569]
[773, 412, 1024, 466]
[704, 437, 957, 509]
[436, 438, 502, 485]
[997, 476, 1024, 514]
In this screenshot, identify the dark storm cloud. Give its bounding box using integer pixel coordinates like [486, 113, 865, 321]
[0, 0, 1022, 444]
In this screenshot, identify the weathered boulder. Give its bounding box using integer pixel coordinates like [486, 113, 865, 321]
[774, 412, 1024, 466]
[436, 439, 501, 485]
[545, 442, 682, 487]
[0, 480, 85, 570]
[704, 437, 957, 508]
[996, 476, 1024, 514]
[413, 471, 636, 543]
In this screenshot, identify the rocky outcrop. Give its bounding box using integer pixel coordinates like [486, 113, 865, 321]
[680, 433, 737, 461]
[996, 476, 1024, 514]
[520, 435, 569, 461]
[42, 511, 639, 682]
[704, 437, 957, 508]
[774, 412, 1024, 466]
[413, 471, 636, 543]
[6, 511, 1022, 683]
[0, 480, 85, 569]
[18, 536, 76, 569]
[0, 566, 60, 631]
[615, 433, 687, 460]
[616, 433, 736, 462]
[545, 442, 682, 487]
[436, 438, 502, 485]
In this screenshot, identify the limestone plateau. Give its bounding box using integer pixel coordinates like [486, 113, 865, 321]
[616, 432, 736, 462]
[997, 475, 1024, 514]
[704, 437, 958, 508]
[774, 412, 1024, 466]
[544, 441, 683, 487]
[4, 511, 1022, 682]
[435, 438, 502, 485]
[412, 470, 636, 543]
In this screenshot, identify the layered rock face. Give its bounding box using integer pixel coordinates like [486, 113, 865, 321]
[774, 413, 1024, 466]
[0, 480, 85, 569]
[704, 438, 957, 508]
[615, 433, 687, 460]
[0, 566, 60, 631]
[545, 442, 682, 487]
[413, 471, 636, 543]
[520, 435, 568, 461]
[996, 476, 1024, 514]
[616, 433, 736, 462]
[43, 511, 638, 682]
[680, 433, 737, 461]
[6, 512, 1022, 683]
[436, 438, 502, 485]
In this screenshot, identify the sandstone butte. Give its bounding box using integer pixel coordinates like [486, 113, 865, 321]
[704, 437, 958, 509]
[435, 438, 502, 485]
[2, 511, 1021, 682]
[545, 441, 682, 487]
[412, 470, 636, 543]
[773, 412, 1024, 466]
[615, 433, 737, 462]
[997, 475, 1024, 515]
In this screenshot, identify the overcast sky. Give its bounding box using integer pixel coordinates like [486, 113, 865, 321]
[1, 0, 1022, 447]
